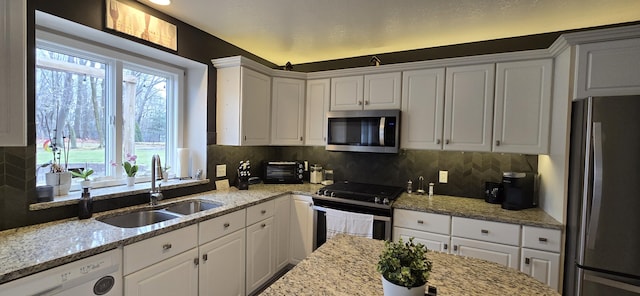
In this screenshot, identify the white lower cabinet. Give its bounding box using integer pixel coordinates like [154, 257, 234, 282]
[274, 195, 291, 271]
[123, 225, 199, 296]
[289, 195, 314, 264]
[124, 248, 199, 296]
[520, 248, 560, 291]
[199, 209, 247, 296]
[450, 237, 520, 269]
[246, 216, 275, 294]
[393, 227, 450, 253]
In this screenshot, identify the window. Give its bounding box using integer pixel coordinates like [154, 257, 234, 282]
[35, 31, 182, 189]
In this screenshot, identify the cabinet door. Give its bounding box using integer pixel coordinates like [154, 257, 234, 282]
[246, 217, 275, 294]
[364, 72, 402, 110]
[0, 0, 26, 146]
[521, 248, 560, 291]
[124, 248, 199, 296]
[241, 67, 271, 145]
[400, 68, 445, 150]
[575, 38, 640, 98]
[274, 195, 291, 271]
[493, 59, 552, 154]
[393, 227, 450, 253]
[330, 76, 364, 110]
[305, 79, 330, 146]
[451, 237, 519, 269]
[271, 77, 305, 145]
[199, 229, 246, 296]
[290, 195, 314, 264]
[443, 64, 495, 152]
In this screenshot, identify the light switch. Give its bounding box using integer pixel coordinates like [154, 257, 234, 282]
[439, 170, 448, 183]
[216, 164, 227, 177]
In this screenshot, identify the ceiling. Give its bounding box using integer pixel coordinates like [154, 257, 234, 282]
[142, 0, 640, 66]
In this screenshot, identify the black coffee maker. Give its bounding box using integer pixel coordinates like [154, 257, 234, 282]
[501, 172, 538, 210]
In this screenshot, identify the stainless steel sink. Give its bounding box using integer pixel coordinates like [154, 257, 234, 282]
[164, 200, 223, 215]
[98, 210, 181, 228]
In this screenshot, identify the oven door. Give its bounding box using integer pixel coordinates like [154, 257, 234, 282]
[312, 203, 391, 250]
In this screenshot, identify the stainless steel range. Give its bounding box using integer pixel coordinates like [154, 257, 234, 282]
[312, 181, 404, 248]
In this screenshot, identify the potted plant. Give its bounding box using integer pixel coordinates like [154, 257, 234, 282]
[377, 237, 433, 296]
[71, 168, 94, 188]
[122, 153, 138, 186]
[43, 116, 72, 196]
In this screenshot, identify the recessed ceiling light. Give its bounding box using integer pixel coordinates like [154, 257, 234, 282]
[149, 0, 171, 5]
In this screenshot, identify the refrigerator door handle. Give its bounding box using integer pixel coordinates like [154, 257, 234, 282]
[584, 273, 640, 294]
[587, 122, 604, 250]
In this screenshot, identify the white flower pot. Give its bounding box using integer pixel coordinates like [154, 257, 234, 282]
[45, 172, 72, 196]
[80, 180, 91, 189]
[127, 176, 136, 186]
[381, 275, 426, 296]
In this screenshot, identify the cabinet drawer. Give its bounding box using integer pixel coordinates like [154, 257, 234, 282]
[246, 199, 275, 225]
[124, 224, 198, 275]
[199, 209, 246, 244]
[451, 217, 520, 246]
[393, 209, 450, 235]
[522, 226, 562, 253]
[393, 227, 451, 253]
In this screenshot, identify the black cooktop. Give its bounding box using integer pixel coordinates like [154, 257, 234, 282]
[316, 181, 404, 204]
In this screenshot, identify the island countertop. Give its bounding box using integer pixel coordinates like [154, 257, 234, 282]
[260, 235, 560, 296]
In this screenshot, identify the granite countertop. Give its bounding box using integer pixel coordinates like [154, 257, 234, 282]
[261, 234, 560, 296]
[0, 182, 561, 285]
[0, 183, 322, 284]
[393, 193, 563, 229]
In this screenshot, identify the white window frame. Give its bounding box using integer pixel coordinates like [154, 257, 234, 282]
[35, 29, 184, 190]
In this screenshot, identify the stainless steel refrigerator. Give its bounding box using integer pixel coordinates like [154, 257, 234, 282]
[565, 96, 640, 295]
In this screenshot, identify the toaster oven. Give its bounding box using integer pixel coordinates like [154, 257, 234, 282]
[263, 161, 304, 184]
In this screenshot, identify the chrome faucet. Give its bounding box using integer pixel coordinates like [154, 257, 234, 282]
[150, 155, 164, 206]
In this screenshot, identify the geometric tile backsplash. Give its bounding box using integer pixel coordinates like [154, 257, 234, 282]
[209, 145, 538, 199]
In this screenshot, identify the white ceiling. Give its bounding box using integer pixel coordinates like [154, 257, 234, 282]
[142, 0, 640, 65]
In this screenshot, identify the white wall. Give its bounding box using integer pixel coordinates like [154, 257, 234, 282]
[538, 47, 572, 223]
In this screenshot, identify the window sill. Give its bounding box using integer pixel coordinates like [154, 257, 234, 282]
[29, 178, 210, 211]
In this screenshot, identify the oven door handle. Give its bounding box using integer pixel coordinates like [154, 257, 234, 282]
[312, 205, 391, 222]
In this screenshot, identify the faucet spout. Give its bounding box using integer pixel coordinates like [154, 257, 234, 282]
[150, 155, 164, 205]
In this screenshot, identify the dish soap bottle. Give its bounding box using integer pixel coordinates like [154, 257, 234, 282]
[78, 187, 93, 219]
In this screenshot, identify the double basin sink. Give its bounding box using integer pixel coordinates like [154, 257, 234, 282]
[98, 199, 223, 228]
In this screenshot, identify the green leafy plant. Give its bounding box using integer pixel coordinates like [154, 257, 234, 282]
[377, 237, 433, 288]
[70, 168, 94, 181]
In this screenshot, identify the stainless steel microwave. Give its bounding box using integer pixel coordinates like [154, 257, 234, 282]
[326, 109, 400, 153]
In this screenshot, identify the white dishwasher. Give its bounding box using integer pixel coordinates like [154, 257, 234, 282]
[0, 248, 122, 296]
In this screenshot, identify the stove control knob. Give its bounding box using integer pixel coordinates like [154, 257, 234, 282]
[330, 192, 336, 197]
[383, 197, 390, 205]
[324, 190, 331, 196]
[374, 197, 381, 204]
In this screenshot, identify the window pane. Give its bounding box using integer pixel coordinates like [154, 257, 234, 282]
[122, 68, 167, 176]
[36, 48, 107, 184]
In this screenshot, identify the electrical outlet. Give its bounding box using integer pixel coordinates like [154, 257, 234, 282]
[216, 164, 227, 178]
[439, 170, 448, 183]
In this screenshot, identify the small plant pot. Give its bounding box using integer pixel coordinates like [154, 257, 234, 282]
[381, 276, 426, 296]
[127, 176, 135, 186]
[45, 172, 72, 196]
[80, 180, 91, 189]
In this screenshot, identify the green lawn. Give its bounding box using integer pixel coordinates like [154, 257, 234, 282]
[36, 147, 165, 168]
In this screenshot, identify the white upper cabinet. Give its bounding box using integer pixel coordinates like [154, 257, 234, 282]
[216, 66, 271, 146]
[364, 72, 402, 110]
[330, 76, 364, 110]
[305, 79, 330, 146]
[574, 38, 640, 98]
[400, 68, 445, 150]
[330, 72, 401, 110]
[271, 77, 305, 145]
[0, 0, 26, 146]
[493, 59, 552, 154]
[443, 64, 495, 152]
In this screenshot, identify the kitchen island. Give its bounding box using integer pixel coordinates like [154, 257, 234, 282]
[260, 234, 560, 296]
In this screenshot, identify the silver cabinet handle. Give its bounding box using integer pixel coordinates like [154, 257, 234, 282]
[525, 258, 530, 265]
[495, 140, 501, 146]
[445, 139, 450, 145]
[436, 139, 441, 144]
[162, 243, 172, 250]
[443, 243, 448, 250]
[417, 220, 424, 224]
[223, 222, 230, 228]
[364, 100, 369, 105]
[453, 245, 458, 251]
[538, 237, 548, 242]
[261, 223, 266, 228]
[261, 210, 267, 214]
[481, 229, 489, 234]
[300, 136, 303, 141]
[358, 101, 363, 105]
[194, 258, 199, 266]
[202, 254, 208, 262]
